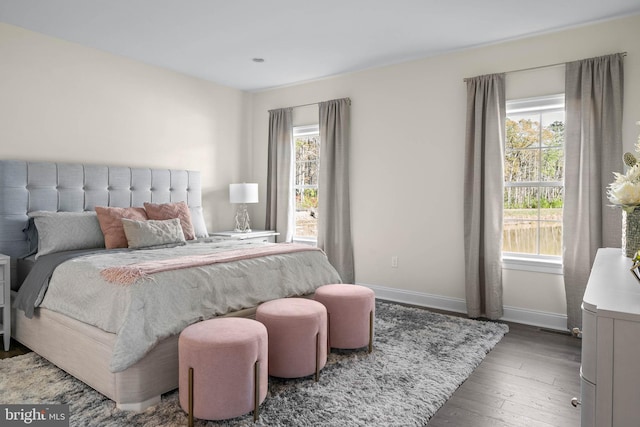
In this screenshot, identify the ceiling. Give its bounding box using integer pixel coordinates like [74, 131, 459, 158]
[2, 0, 640, 91]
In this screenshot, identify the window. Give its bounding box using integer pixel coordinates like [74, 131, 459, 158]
[503, 94, 564, 266]
[293, 125, 320, 242]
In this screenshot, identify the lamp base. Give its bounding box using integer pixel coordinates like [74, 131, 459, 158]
[234, 204, 252, 233]
[234, 228, 252, 233]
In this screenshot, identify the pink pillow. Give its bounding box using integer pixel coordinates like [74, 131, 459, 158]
[144, 201, 196, 240]
[95, 206, 148, 249]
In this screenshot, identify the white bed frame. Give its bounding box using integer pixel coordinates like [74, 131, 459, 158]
[0, 161, 260, 410]
[12, 301, 258, 410]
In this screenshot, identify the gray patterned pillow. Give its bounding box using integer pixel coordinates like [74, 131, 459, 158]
[121, 218, 186, 249]
[29, 211, 106, 259]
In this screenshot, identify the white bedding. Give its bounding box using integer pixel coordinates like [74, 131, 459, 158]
[39, 240, 341, 372]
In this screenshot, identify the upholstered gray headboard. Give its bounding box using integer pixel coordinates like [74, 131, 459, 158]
[0, 160, 202, 259]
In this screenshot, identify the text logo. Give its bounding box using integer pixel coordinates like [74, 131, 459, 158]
[0, 405, 69, 426]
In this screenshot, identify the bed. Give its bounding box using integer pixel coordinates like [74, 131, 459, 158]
[1, 160, 341, 410]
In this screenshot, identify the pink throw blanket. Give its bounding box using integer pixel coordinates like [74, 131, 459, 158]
[100, 243, 320, 285]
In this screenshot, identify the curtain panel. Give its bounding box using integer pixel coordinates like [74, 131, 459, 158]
[318, 98, 355, 284]
[463, 73, 506, 320]
[563, 53, 624, 330]
[266, 108, 294, 242]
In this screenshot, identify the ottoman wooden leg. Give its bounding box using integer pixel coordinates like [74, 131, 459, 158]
[315, 332, 320, 382]
[188, 367, 194, 427]
[369, 310, 374, 353]
[253, 361, 260, 422]
[327, 313, 331, 353]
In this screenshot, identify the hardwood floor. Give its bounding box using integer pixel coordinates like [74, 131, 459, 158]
[428, 319, 582, 427]
[0, 339, 30, 360]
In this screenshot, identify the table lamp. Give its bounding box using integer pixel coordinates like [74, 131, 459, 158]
[229, 183, 258, 232]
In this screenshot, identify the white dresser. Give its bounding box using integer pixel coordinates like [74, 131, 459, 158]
[580, 248, 640, 426]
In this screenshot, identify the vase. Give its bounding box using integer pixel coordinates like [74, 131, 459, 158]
[622, 209, 640, 257]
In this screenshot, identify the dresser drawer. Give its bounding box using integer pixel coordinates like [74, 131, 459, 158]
[581, 375, 596, 427]
[246, 236, 274, 243]
[581, 307, 596, 383]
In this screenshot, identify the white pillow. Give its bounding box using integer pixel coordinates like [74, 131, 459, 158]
[121, 218, 186, 249]
[189, 206, 209, 238]
[28, 211, 105, 259]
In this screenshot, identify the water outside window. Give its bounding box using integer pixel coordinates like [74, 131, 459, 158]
[503, 95, 564, 257]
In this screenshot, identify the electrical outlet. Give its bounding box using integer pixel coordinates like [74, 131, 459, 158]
[391, 256, 398, 268]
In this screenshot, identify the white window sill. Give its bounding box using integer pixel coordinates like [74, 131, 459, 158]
[502, 254, 563, 275]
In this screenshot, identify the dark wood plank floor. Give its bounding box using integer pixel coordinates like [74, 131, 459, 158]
[427, 319, 582, 427]
[0, 339, 30, 360]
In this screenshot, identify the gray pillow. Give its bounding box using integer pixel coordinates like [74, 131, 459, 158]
[189, 206, 209, 238]
[21, 217, 39, 257]
[121, 218, 186, 249]
[28, 211, 106, 259]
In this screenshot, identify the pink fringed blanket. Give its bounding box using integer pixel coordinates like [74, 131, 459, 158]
[101, 243, 320, 285]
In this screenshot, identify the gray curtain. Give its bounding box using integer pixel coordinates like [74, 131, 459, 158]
[464, 73, 506, 320]
[563, 53, 624, 330]
[318, 98, 355, 283]
[266, 108, 294, 242]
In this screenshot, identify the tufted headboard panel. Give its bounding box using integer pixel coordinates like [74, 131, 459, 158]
[0, 160, 202, 259]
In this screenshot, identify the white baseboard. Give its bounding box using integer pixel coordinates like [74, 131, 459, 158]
[358, 282, 568, 332]
[361, 283, 468, 314]
[500, 306, 568, 332]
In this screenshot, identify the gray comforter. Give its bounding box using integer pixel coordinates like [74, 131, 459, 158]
[34, 240, 341, 372]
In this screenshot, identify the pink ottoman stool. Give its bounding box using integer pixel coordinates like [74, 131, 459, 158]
[256, 298, 327, 381]
[178, 317, 268, 425]
[314, 284, 375, 353]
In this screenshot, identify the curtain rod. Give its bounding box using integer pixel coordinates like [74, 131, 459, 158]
[290, 97, 351, 109]
[269, 97, 352, 112]
[290, 101, 318, 109]
[463, 52, 627, 82]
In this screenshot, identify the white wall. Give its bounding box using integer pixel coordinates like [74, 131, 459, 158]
[250, 14, 640, 328]
[3, 14, 639, 329]
[0, 23, 252, 231]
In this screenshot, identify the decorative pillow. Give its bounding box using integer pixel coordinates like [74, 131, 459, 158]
[121, 218, 186, 249]
[189, 206, 209, 238]
[22, 217, 39, 257]
[28, 211, 105, 259]
[95, 206, 148, 249]
[144, 201, 196, 240]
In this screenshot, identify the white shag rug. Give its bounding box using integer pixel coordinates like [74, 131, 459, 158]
[0, 301, 508, 426]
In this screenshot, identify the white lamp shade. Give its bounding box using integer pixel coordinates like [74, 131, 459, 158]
[229, 183, 259, 204]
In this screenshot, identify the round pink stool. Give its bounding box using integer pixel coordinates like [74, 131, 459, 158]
[178, 317, 268, 425]
[256, 298, 327, 381]
[314, 284, 375, 352]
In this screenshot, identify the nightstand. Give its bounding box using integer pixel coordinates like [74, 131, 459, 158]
[210, 230, 279, 243]
[0, 254, 10, 351]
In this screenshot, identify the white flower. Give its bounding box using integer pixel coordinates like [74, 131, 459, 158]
[609, 121, 640, 211]
[609, 181, 640, 206]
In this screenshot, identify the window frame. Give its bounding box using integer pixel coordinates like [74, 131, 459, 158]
[292, 124, 320, 245]
[502, 94, 565, 274]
